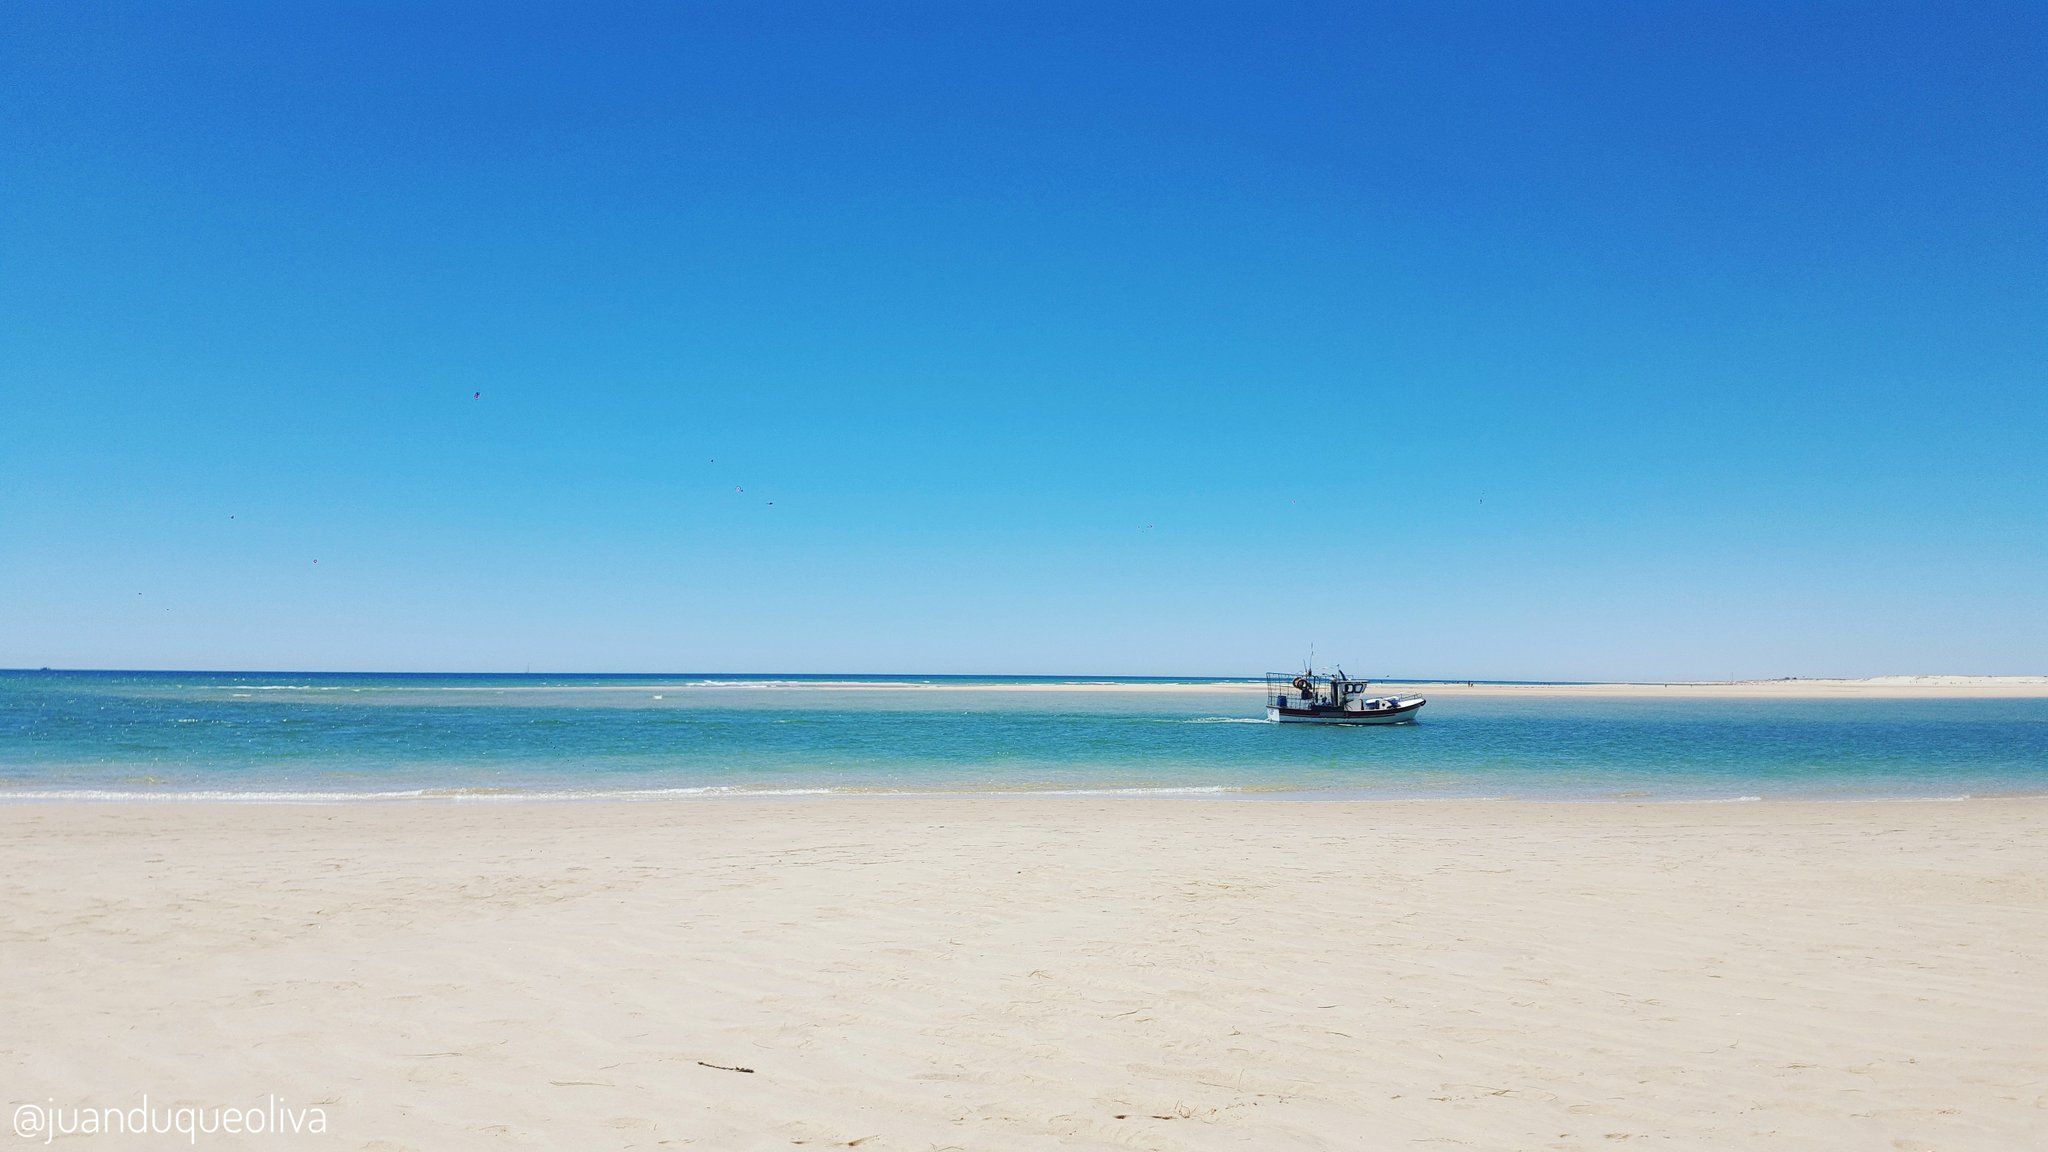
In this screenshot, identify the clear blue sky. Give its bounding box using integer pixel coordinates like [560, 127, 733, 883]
[3, 2, 2043, 678]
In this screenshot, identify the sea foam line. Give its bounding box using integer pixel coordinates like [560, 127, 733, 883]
[2, 786, 2033, 805]
[0, 783, 1254, 803]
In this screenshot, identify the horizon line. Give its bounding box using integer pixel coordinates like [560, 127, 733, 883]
[8, 668, 2045, 685]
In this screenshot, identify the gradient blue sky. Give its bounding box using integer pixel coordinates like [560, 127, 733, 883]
[3, 2, 2043, 678]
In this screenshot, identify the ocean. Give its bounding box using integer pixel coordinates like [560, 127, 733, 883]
[3, 670, 2044, 802]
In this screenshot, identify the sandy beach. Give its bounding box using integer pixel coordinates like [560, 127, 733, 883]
[4, 799, 2043, 1150]
[1397, 676, 2048, 699]
[635, 676, 2048, 698]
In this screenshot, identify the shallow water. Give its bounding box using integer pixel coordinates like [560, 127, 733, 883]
[2, 671, 2044, 801]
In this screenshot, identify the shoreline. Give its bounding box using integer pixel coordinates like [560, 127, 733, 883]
[3, 788, 2042, 805]
[940, 676, 2048, 698]
[8, 794, 2048, 812]
[1397, 675, 2048, 698]
[15, 672, 2048, 697]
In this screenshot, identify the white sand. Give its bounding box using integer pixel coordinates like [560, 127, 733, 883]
[601, 676, 2048, 697]
[1386, 675, 2048, 698]
[4, 799, 2044, 1150]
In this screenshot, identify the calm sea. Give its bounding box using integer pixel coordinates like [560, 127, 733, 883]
[2, 671, 2044, 801]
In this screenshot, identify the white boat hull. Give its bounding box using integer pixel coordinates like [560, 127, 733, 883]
[1266, 696, 1426, 724]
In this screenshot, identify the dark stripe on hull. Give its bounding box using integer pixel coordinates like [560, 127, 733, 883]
[1270, 700, 1424, 724]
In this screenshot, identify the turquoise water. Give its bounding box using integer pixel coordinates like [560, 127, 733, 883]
[2, 671, 2044, 801]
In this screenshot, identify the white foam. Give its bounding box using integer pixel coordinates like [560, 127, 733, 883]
[3, 785, 2019, 805]
[990, 785, 1241, 797]
[0, 788, 435, 803]
[0, 785, 848, 804]
[194, 678, 1267, 694]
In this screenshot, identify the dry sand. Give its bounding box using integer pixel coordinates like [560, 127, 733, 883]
[670, 676, 2048, 698]
[420, 676, 2048, 698]
[3, 799, 2044, 1150]
[1400, 676, 2048, 699]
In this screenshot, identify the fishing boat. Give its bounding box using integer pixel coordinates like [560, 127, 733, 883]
[1264, 669, 1425, 724]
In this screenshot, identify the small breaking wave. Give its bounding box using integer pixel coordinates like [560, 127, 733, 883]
[0, 782, 1249, 803]
[0, 788, 438, 803]
[992, 785, 1242, 797]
